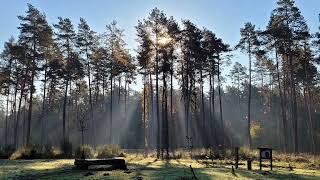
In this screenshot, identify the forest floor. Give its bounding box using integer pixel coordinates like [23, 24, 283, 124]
[0, 154, 319, 179]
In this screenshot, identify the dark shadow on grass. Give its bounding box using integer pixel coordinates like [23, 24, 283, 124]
[127, 158, 159, 178]
[135, 158, 213, 179]
[223, 167, 319, 180]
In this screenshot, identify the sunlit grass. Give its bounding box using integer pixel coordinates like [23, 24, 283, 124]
[24, 159, 73, 170]
[0, 153, 319, 179]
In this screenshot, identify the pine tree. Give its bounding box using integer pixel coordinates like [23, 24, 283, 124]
[54, 17, 76, 144]
[236, 22, 259, 148]
[0, 37, 15, 147]
[105, 21, 129, 144]
[180, 20, 202, 152]
[137, 8, 169, 158]
[76, 17, 96, 146]
[18, 4, 52, 146]
[268, 0, 308, 152]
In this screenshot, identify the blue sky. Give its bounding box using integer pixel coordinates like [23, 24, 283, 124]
[0, 0, 319, 90]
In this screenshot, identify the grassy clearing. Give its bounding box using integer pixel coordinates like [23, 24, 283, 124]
[0, 153, 319, 179]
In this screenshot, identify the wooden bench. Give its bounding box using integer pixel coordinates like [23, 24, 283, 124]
[74, 158, 127, 170]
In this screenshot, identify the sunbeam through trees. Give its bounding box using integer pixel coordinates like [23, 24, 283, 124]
[0, 1, 320, 179]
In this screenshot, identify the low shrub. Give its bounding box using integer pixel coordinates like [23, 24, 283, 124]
[51, 147, 63, 159]
[75, 144, 95, 159]
[9, 145, 42, 160]
[213, 148, 234, 159]
[119, 152, 126, 157]
[239, 147, 258, 160]
[193, 148, 210, 159]
[0, 145, 15, 159]
[60, 139, 73, 158]
[209, 148, 234, 160]
[97, 144, 121, 158]
[172, 149, 190, 159]
[0, 149, 6, 159]
[42, 143, 54, 158]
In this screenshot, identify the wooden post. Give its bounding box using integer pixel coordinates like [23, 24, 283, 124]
[259, 149, 262, 170]
[247, 159, 252, 170]
[235, 147, 239, 169]
[189, 165, 198, 180]
[270, 150, 273, 170]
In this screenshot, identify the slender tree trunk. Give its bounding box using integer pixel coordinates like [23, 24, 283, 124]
[14, 91, 23, 148]
[293, 83, 298, 153]
[303, 88, 311, 150]
[289, 53, 298, 153]
[10, 95, 15, 145]
[284, 13, 298, 153]
[118, 77, 121, 104]
[62, 42, 71, 145]
[110, 75, 113, 144]
[14, 77, 26, 148]
[117, 77, 121, 144]
[217, 58, 224, 147]
[208, 73, 212, 149]
[161, 85, 164, 159]
[26, 33, 39, 147]
[188, 79, 193, 155]
[67, 70, 72, 142]
[212, 71, 217, 147]
[12, 74, 18, 144]
[200, 69, 205, 146]
[102, 76, 105, 108]
[149, 74, 154, 148]
[247, 45, 252, 148]
[143, 78, 147, 156]
[237, 73, 241, 119]
[186, 56, 191, 150]
[41, 58, 48, 148]
[47, 81, 55, 144]
[302, 42, 315, 154]
[306, 88, 315, 155]
[5, 88, 10, 147]
[161, 73, 169, 158]
[155, 48, 160, 159]
[86, 48, 95, 147]
[170, 64, 174, 150]
[27, 60, 35, 146]
[275, 47, 288, 152]
[283, 71, 290, 151]
[164, 75, 169, 159]
[23, 96, 27, 146]
[124, 77, 127, 122]
[209, 73, 214, 148]
[5, 57, 13, 147]
[62, 80, 68, 143]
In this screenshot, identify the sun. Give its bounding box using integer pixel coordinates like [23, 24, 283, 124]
[157, 35, 172, 47]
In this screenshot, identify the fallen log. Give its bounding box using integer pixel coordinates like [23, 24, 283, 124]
[74, 158, 127, 170]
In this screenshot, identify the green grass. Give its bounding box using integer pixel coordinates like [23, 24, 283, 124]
[0, 154, 319, 179]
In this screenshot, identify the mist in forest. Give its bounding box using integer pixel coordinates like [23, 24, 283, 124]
[0, 0, 320, 157]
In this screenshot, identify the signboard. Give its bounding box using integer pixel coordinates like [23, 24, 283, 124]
[261, 149, 271, 159]
[258, 148, 273, 170]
